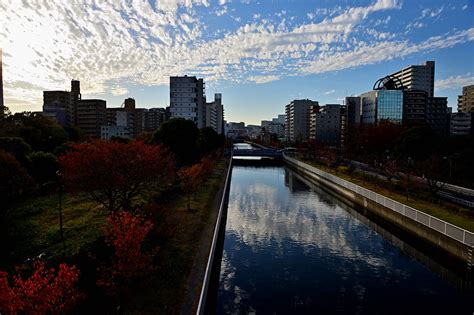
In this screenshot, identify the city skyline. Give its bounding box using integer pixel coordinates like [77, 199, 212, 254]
[1, 0, 473, 124]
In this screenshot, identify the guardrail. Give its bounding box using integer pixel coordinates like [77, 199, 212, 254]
[197, 154, 233, 314]
[284, 155, 474, 247]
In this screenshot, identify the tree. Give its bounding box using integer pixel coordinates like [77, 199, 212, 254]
[421, 155, 446, 197]
[395, 125, 439, 162]
[198, 127, 224, 155]
[178, 163, 204, 210]
[400, 171, 420, 201]
[0, 137, 32, 167]
[382, 159, 398, 183]
[14, 112, 68, 153]
[152, 118, 199, 166]
[97, 211, 156, 298]
[59, 141, 175, 212]
[29, 151, 58, 185]
[0, 150, 34, 217]
[0, 261, 82, 314]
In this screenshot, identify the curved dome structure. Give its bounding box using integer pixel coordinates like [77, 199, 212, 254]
[373, 75, 404, 90]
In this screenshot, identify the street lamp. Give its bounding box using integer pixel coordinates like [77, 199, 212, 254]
[56, 170, 64, 239]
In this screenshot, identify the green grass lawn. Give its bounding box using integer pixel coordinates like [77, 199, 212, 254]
[4, 193, 106, 268]
[298, 158, 474, 232]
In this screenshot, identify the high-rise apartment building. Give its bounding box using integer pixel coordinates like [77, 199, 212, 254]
[76, 99, 106, 138]
[43, 80, 81, 127]
[170, 76, 206, 128]
[145, 108, 167, 132]
[458, 85, 474, 113]
[205, 93, 224, 134]
[449, 112, 471, 136]
[403, 90, 428, 124]
[389, 61, 435, 97]
[312, 104, 344, 147]
[426, 97, 448, 136]
[285, 99, 319, 142]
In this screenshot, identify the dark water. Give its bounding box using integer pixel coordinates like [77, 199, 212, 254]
[216, 166, 473, 314]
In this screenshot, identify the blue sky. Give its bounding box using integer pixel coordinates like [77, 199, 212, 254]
[1, 0, 473, 124]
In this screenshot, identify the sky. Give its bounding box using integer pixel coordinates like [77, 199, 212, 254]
[1, 0, 473, 125]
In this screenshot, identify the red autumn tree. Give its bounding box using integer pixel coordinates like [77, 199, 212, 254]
[199, 155, 214, 177]
[0, 261, 82, 314]
[59, 140, 175, 212]
[97, 210, 156, 296]
[178, 163, 204, 210]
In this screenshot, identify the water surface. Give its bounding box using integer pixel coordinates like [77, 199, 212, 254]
[217, 166, 473, 314]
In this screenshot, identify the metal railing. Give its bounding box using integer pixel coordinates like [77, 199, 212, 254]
[284, 155, 474, 247]
[197, 154, 233, 314]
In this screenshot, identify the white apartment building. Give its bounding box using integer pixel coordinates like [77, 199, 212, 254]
[389, 61, 435, 97]
[169, 76, 206, 128]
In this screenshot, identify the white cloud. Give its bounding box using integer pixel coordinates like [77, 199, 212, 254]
[248, 75, 280, 84]
[215, 6, 228, 16]
[436, 74, 474, 90]
[110, 86, 129, 96]
[462, 4, 468, 10]
[324, 89, 336, 95]
[0, 0, 472, 112]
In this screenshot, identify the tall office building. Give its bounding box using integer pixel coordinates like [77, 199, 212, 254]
[285, 99, 319, 142]
[170, 76, 206, 128]
[389, 61, 435, 97]
[360, 90, 403, 124]
[205, 93, 224, 134]
[0, 48, 4, 117]
[458, 84, 474, 113]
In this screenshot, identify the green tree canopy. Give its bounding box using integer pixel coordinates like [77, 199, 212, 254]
[29, 151, 59, 185]
[152, 118, 200, 165]
[198, 127, 224, 155]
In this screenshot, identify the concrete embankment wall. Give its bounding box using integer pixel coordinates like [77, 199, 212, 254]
[284, 155, 474, 264]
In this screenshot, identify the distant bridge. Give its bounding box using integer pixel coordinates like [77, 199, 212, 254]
[232, 148, 282, 157]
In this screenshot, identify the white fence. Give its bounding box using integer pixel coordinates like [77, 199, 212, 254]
[284, 155, 474, 247]
[197, 155, 233, 314]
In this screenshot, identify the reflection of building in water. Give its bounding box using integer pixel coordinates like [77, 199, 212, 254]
[284, 168, 309, 192]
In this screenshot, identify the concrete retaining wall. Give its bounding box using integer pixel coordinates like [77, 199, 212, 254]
[284, 155, 474, 263]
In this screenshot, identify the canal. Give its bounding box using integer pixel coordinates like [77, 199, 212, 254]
[215, 161, 473, 314]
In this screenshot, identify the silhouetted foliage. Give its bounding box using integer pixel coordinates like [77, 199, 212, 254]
[28, 151, 58, 185]
[59, 140, 175, 212]
[152, 118, 199, 165]
[64, 126, 85, 143]
[420, 155, 446, 196]
[0, 137, 32, 167]
[395, 125, 439, 162]
[0, 111, 68, 153]
[0, 150, 34, 217]
[198, 127, 224, 155]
